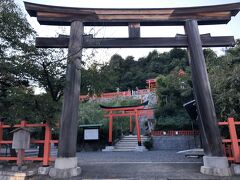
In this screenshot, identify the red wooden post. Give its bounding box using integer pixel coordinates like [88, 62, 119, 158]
[135, 110, 141, 146]
[228, 117, 240, 163]
[43, 123, 51, 166]
[129, 115, 132, 134]
[108, 113, 113, 145]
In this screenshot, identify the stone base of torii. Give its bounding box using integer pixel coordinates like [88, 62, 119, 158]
[49, 157, 81, 178]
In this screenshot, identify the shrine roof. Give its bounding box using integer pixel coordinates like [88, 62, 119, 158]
[24, 2, 240, 26]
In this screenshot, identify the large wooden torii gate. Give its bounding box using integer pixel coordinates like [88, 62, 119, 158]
[24, 2, 240, 178]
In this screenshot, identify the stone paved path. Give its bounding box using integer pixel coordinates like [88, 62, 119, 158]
[76, 150, 201, 163]
[30, 150, 239, 179]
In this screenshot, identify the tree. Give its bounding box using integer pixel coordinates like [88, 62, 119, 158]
[207, 41, 240, 119]
[0, 0, 35, 94]
[0, 0, 65, 123]
[0, 0, 36, 119]
[29, 48, 67, 102]
[0, 1, 67, 157]
[79, 49, 190, 94]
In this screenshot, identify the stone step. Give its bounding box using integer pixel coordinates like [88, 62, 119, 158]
[124, 135, 147, 137]
[123, 136, 148, 138]
[116, 141, 139, 143]
[116, 142, 138, 145]
[116, 144, 137, 146]
[114, 147, 137, 149]
[115, 144, 138, 147]
[119, 140, 147, 143]
[116, 141, 138, 143]
[114, 146, 136, 148]
[121, 138, 147, 141]
[121, 137, 148, 139]
[112, 149, 136, 152]
[113, 135, 148, 152]
[122, 138, 148, 140]
[116, 146, 137, 148]
[115, 142, 137, 146]
[123, 136, 146, 137]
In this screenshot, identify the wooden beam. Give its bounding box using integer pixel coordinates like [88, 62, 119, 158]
[58, 21, 83, 157]
[185, 19, 224, 156]
[128, 23, 140, 38]
[24, 2, 240, 26]
[104, 113, 134, 117]
[36, 35, 235, 48]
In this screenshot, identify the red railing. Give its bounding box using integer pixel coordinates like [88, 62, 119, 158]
[152, 130, 199, 136]
[79, 87, 155, 102]
[139, 109, 154, 119]
[100, 91, 131, 99]
[137, 89, 150, 96]
[80, 91, 132, 101]
[218, 117, 240, 163]
[79, 95, 89, 101]
[0, 120, 58, 166]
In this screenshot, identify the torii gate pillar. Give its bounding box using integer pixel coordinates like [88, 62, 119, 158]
[185, 20, 232, 176]
[49, 21, 83, 178]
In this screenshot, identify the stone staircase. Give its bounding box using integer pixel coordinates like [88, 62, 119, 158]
[113, 135, 148, 151]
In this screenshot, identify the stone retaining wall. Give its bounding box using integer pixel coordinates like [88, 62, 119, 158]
[152, 135, 201, 150]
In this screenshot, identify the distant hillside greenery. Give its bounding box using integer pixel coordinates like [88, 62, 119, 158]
[81, 48, 189, 95]
[81, 42, 240, 130]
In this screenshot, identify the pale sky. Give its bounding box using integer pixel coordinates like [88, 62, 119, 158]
[17, 0, 240, 63]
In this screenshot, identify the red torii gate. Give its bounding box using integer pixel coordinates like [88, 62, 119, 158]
[100, 101, 152, 146]
[146, 79, 156, 91]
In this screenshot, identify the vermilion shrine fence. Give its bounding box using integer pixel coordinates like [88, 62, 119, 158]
[80, 89, 152, 102]
[219, 117, 240, 163]
[79, 78, 156, 102]
[152, 118, 240, 163]
[152, 130, 200, 136]
[0, 120, 58, 166]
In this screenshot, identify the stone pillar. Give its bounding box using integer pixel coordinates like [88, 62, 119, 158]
[49, 21, 83, 178]
[184, 19, 231, 176]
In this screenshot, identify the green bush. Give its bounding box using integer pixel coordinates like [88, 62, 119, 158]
[154, 109, 195, 131]
[143, 137, 153, 150]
